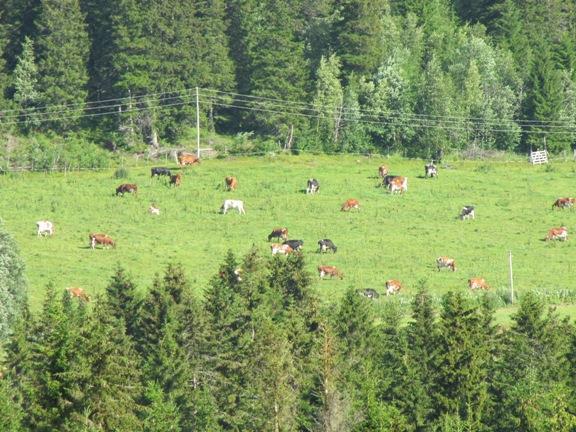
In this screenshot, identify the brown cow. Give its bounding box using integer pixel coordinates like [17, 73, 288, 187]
[268, 227, 288, 242]
[468, 277, 489, 290]
[271, 243, 293, 255]
[318, 265, 343, 279]
[225, 176, 238, 191]
[378, 165, 389, 178]
[341, 199, 360, 212]
[388, 176, 408, 193]
[178, 152, 200, 166]
[385, 279, 402, 295]
[546, 226, 568, 241]
[552, 198, 575, 209]
[66, 287, 90, 302]
[170, 173, 182, 187]
[89, 233, 116, 249]
[116, 183, 137, 196]
[436, 256, 456, 272]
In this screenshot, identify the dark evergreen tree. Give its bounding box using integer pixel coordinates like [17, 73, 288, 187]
[103, 266, 141, 338]
[141, 382, 181, 432]
[0, 372, 25, 431]
[12, 36, 40, 132]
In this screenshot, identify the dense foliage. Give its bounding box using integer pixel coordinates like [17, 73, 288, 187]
[0, 0, 575, 157]
[1, 249, 576, 431]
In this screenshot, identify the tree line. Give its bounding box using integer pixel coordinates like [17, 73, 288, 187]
[0, 0, 575, 157]
[1, 244, 576, 431]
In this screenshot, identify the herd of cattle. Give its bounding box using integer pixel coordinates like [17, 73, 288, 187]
[32, 156, 574, 302]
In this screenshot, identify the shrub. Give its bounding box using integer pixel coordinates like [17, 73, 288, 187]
[114, 166, 129, 179]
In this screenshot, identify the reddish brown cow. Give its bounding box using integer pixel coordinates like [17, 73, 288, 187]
[468, 277, 489, 290]
[552, 198, 575, 209]
[170, 173, 182, 187]
[225, 176, 238, 191]
[436, 256, 456, 272]
[341, 199, 360, 212]
[268, 227, 288, 242]
[66, 287, 90, 302]
[178, 153, 200, 166]
[89, 233, 116, 249]
[385, 279, 402, 295]
[271, 243, 293, 255]
[318, 265, 344, 279]
[378, 165, 389, 178]
[116, 183, 138, 196]
[388, 176, 408, 194]
[546, 226, 568, 241]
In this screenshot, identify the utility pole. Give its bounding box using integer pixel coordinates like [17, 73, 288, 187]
[508, 251, 514, 304]
[196, 87, 200, 158]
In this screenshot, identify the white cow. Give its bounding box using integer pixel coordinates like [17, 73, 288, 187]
[36, 220, 54, 236]
[221, 199, 245, 215]
[148, 205, 160, 215]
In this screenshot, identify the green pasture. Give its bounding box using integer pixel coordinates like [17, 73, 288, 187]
[1, 154, 576, 318]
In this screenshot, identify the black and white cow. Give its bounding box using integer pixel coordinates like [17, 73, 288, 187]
[424, 162, 438, 178]
[318, 239, 337, 253]
[151, 167, 172, 177]
[306, 178, 319, 194]
[358, 288, 380, 299]
[283, 239, 304, 251]
[460, 205, 475, 220]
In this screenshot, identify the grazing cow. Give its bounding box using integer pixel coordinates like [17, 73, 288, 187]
[271, 243, 293, 255]
[436, 256, 456, 271]
[546, 226, 568, 241]
[378, 165, 389, 178]
[460, 205, 475, 220]
[116, 183, 138, 196]
[178, 152, 200, 166]
[388, 176, 408, 194]
[306, 178, 320, 194]
[89, 233, 116, 249]
[318, 239, 337, 253]
[283, 239, 304, 251]
[385, 279, 402, 295]
[36, 220, 54, 236]
[148, 204, 160, 215]
[425, 162, 438, 178]
[170, 173, 182, 187]
[552, 198, 575, 209]
[268, 227, 288, 242]
[225, 176, 238, 191]
[341, 199, 360, 212]
[468, 277, 489, 290]
[221, 199, 246, 214]
[358, 288, 380, 299]
[66, 287, 90, 302]
[151, 167, 171, 177]
[318, 265, 343, 279]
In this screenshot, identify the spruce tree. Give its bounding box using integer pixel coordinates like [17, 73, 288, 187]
[12, 36, 40, 131]
[0, 374, 25, 431]
[103, 266, 140, 338]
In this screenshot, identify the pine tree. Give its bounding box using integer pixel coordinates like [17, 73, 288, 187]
[35, 0, 90, 132]
[141, 382, 181, 432]
[12, 36, 40, 131]
[103, 266, 141, 338]
[0, 375, 25, 431]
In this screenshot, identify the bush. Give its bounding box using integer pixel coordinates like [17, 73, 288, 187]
[114, 166, 129, 179]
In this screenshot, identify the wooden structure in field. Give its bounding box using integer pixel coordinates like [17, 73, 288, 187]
[529, 150, 548, 165]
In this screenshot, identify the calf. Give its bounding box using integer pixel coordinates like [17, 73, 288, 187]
[283, 239, 304, 251]
[148, 204, 160, 215]
[170, 173, 182, 187]
[306, 178, 320, 194]
[358, 288, 380, 299]
[116, 183, 138, 196]
[552, 198, 575, 209]
[425, 162, 438, 178]
[268, 227, 288, 242]
[318, 265, 343, 279]
[225, 176, 238, 191]
[341, 199, 360, 212]
[66, 287, 90, 302]
[151, 167, 171, 177]
[378, 165, 389, 178]
[546, 226, 568, 241]
[271, 243, 293, 255]
[388, 176, 408, 194]
[89, 233, 116, 249]
[436, 256, 456, 271]
[178, 152, 200, 166]
[460, 205, 475, 220]
[468, 277, 489, 290]
[221, 199, 246, 215]
[36, 220, 54, 236]
[318, 239, 337, 253]
[385, 279, 402, 295]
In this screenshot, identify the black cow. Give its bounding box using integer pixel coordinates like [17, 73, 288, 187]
[358, 288, 380, 299]
[306, 178, 319, 194]
[424, 163, 438, 178]
[283, 239, 304, 251]
[151, 167, 172, 177]
[318, 239, 337, 253]
[382, 175, 400, 188]
[460, 205, 475, 220]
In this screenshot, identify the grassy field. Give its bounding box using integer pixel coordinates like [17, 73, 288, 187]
[1, 154, 576, 319]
